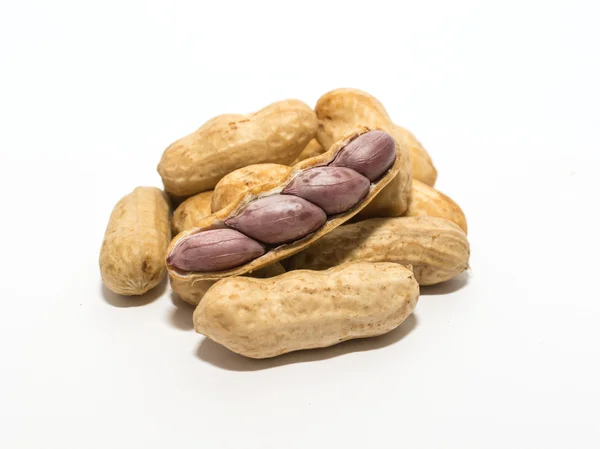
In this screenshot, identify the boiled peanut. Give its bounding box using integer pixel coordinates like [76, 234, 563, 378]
[194, 262, 419, 358]
[316, 88, 437, 186]
[225, 195, 327, 245]
[172, 191, 213, 235]
[100, 187, 171, 295]
[405, 180, 468, 233]
[329, 130, 396, 181]
[157, 99, 317, 197]
[285, 216, 469, 285]
[171, 262, 286, 306]
[282, 167, 370, 214]
[211, 164, 292, 213]
[291, 138, 325, 164]
[167, 229, 265, 272]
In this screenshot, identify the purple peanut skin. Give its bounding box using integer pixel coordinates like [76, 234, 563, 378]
[329, 130, 396, 181]
[225, 195, 327, 245]
[282, 166, 370, 215]
[167, 229, 265, 272]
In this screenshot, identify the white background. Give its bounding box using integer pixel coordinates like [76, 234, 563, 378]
[1, 1, 599, 448]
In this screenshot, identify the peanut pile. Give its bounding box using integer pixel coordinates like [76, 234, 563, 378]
[100, 88, 470, 359]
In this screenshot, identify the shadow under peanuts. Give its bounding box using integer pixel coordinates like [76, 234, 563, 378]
[420, 272, 470, 295]
[168, 291, 195, 331]
[100, 277, 167, 307]
[195, 313, 418, 371]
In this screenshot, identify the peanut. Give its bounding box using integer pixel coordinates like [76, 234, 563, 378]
[282, 167, 370, 214]
[226, 194, 327, 245]
[171, 262, 286, 306]
[405, 180, 468, 233]
[172, 191, 213, 235]
[167, 229, 265, 272]
[211, 164, 292, 213]
[285, 216, 469, 285]
[100, 187, 171, 295]
[157, 99, 317, 197]
[291, 138, 325, 165]
[193, 262, 419, 358]
[316, 88, 437, 186]
[329, 130, 396, 181]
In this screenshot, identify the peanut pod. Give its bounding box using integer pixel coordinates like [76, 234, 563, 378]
[157, 99, 317, 197]
[100, 187, 171, 295]
[211, 164, 292, 213]
[166, 126, 407, 283]
[194, 262, 419, 358]
[404, 180, 468, 233]
[285, 216, 469, 285]
[172, 191, 213, 235]
[316, 87, 436, 186]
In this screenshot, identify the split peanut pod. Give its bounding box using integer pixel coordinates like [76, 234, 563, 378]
[316, 87, 437, 187]
[172, 191, 213, 235]
[157, 99, 317, 198]
[166, 126, 407, 284]
[285, 216, 469, 286]
[194, 262, 419, 359]
[100, 187, 172, 295]
[404, 180, 468, 233]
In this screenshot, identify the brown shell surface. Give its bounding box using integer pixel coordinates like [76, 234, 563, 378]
[193, 262, 419, 358]
[166, 126, 407, 282]
[315, 87, 437, 186]
[172, 190, 214, 234]
[405, 180, 468, 233]
[171, 262, 286, 306]
[100, 187, 172, 295]
[211, 164, 292, 213]
[285, 216, 469, 286]
[291, 138, 325, 165]
[157, 99, 317, 197]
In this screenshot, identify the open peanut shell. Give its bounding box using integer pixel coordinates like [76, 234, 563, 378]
[166, 126, 409, 283]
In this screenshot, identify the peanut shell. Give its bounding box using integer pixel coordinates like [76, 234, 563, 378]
[194, 262, 419, 358]
[405, 180, 467, 233]
[100, 187, 171, 295]
[285, 216, 469, 285]
[158, 99, 317, 197]
[172, 191, 213, 235]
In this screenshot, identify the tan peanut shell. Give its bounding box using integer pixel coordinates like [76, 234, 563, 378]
[316, 87, 437, 186]
[157, 99, 317, 197]
[211, 164, 292, 213]
[171, 262, 286, 306]
[285, 216, 469, 285]
[292, 138, 325, 164]
[172, 191, 213, 235]
[100, 187, 172, 295]
[194, 262, 419, 358]
[166, 126, 407, 284]
[405, 180, 468, 233]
